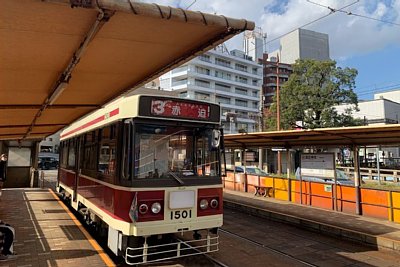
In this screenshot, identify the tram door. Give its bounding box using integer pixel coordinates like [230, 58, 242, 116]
[72, 136, 82, 202]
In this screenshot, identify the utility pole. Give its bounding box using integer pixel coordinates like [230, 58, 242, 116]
[276, 53, 282, 175]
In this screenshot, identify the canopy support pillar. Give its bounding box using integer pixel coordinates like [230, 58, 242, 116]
[353, 145, 362, 215]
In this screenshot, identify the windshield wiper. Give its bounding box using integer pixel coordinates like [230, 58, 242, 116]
[168, 171, 185, 186]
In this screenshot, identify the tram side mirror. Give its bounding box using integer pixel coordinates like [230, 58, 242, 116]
[211, 129, 221, 148]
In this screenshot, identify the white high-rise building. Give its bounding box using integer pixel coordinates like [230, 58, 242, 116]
[159, 46, 263, 134]
[271, 28, 330, 64]
[243, 29, 265, 62]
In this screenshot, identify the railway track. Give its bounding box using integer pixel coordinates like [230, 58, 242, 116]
[218, 229, 318, 267]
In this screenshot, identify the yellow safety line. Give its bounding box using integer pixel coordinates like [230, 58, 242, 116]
[48, 189, 116, 267]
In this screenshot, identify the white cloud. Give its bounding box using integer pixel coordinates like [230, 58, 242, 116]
[141, 0, 400, 60]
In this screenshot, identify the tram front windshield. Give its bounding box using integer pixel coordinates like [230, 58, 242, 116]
[134, 124, 220, 179]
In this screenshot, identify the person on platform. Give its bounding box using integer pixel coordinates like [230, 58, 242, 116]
[0, 220, 16, 261]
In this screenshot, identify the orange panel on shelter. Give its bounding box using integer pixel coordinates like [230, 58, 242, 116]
[309, 182, 333, 210]
[361, 188, 388, 206]
[362, 204, 388, 219]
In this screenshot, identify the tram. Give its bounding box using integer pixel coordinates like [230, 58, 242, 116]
[57, 94, 225, 264]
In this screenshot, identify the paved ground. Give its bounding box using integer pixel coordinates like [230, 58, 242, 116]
[0, 188, 113, 267]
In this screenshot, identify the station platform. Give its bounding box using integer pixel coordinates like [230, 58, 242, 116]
[224, 189, 400, 252]
[0, 188, 115, 266]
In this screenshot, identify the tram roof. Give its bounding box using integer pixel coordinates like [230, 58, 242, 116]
[0, 0, 254, 141]
[224, 124, 400, 149]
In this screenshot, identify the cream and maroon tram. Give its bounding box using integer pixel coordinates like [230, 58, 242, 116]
[57, 94, 225, 265]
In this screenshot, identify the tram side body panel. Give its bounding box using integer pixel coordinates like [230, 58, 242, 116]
[58, 168, 223, 236]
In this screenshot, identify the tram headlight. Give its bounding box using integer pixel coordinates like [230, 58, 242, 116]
[199, 199, 209, 210]
[139, 204, 148, 214]
[151, 202, 162, 214]
[210, 198, 218, 209]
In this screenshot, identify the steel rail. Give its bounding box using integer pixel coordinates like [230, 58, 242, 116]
[219, 228, 319, 267]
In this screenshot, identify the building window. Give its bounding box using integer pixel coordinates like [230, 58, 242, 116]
[235, 87, 248, 95]
[252, 79, 259, 86]
[235, 99, 248, 107]
[172, 79, 187, 87]
[198, 54, 211, 62]
[235, 63, 248, 72]
[194, 79, 210, 88]
[215, 57, 231, 68]
[215, 70, 231, 80]
[235, 76, 248, 84]
[195, 92, 210, 101]
[172, 65, 188, 73]
[216, 96, 231, 105]
[195, 66, 210, 75]
[215, 83, 231, 92]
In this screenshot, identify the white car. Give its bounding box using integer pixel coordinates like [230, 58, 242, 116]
[295, 167, 354, 185]
[235, 166, 269, 177]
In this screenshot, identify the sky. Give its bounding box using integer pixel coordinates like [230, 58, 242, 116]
[142, 0, 400, 100]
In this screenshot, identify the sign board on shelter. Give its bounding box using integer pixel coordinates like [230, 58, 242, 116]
[301, 153, 335, 179]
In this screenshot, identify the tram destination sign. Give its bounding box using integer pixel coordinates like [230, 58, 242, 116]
[150, 99, 210, 119]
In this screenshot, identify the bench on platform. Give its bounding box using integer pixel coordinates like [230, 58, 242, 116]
[254, 186, 273, 197]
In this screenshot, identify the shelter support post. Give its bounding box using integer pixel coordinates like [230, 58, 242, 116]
[376, 147, 381, 184]
[353, 145, 362, 215]
[241, 148, 248, 192]
[287, 149, 291, 201]
[277, 151, 282, 175]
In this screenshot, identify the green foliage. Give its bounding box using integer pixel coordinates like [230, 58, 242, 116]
[266, 59, 362, 130]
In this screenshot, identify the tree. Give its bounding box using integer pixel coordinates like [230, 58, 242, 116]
[266, 59, 363, 130]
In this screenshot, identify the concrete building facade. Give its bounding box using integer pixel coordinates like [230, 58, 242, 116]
[334, 90, 400, 167]
[261, 53, 293, 109]
[271, 28, 330, 64]
[159, 47, 263, 134]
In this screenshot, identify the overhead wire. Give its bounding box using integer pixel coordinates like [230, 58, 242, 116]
[266, 0, 360, 45]
[357, 83, 400, 96]
[307, 0, 400, 27]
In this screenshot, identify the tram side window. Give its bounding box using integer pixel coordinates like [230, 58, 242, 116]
[60, 142, 68, 168]
[196, 133, 219, 176]
[82, 131, 98, 176]
[98, 125, 117, 176]
[68, 139, 76, 168]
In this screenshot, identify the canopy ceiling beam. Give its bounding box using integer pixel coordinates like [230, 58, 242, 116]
[23, 7, 115, 140]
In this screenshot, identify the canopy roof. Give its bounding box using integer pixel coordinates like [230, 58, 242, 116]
[224, 125, 400, 149]
[0, 0, 254, 141]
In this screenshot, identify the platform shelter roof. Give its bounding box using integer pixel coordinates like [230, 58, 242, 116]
[224, 125, 400, 149]
[0, 0, 254, 141]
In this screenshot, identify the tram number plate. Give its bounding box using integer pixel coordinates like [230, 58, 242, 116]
[170, 210, 192, 220]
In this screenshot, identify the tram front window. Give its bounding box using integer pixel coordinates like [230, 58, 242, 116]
[134, 124, 220, 179]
